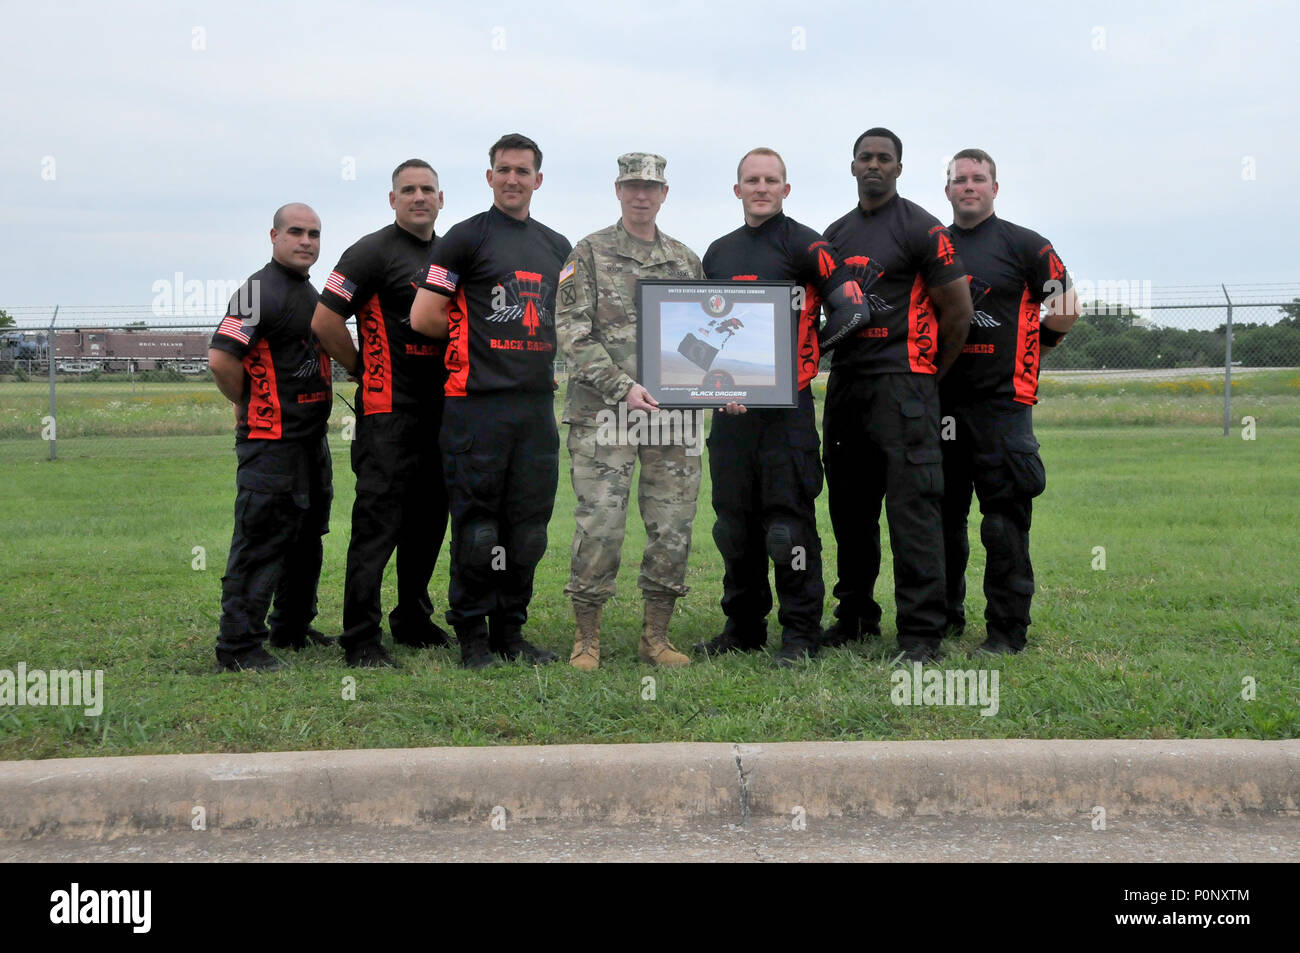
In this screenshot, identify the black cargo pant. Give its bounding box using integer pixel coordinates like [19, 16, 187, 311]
[823, 371, 946, 648]
[340, 404, 449, 651]
[218, 436, 332, 656]
[439, 391, 559, 633]
[940, 396, 1046, 649]
[707, 387, 824, 643]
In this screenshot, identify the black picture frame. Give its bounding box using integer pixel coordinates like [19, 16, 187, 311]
[635, 279, 798, 408]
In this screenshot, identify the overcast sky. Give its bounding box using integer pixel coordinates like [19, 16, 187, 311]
[2, 0, 1296, 326]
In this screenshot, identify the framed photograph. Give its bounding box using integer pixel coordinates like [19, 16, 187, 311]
[636, 279, 798, 409]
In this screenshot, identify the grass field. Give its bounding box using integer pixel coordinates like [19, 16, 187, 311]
[0, 375, 1297, 759]
[4, 369, 1300, 439]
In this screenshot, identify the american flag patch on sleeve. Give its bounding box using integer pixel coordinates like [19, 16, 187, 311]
[324, 270, 356, 303]
[558, 261, 575, 284]
[216, 314, 251, 345]
[424, 264, 458, 293]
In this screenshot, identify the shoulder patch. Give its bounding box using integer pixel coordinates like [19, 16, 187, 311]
[935, 230, 957, 266]
[558, 261, 576, 285]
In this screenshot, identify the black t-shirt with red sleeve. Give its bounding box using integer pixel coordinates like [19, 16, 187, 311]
[317, 222, 446, 414]
[209, 259, 332, 443]
[942, 213, 1071, 406]
[418, 205, 572, 396]
[823, 194, 967, 376]
[702, 211, 860, 391]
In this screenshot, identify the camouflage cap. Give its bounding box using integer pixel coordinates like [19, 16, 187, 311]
[616, 152, 668, 184]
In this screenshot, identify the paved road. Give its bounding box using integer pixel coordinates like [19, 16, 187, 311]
[5, 817, 1296, 862]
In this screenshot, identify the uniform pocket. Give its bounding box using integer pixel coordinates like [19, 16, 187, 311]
[898, 385, 939, 450]
[904, 446, 944, 499]
[441, 428, 473, 456]
[1003, 433, 1046, 499]
[439, 425, 473, 499]
[235, 469, 294, 494]
[237, 489, 295, 539]
[787, 425, 824, 501]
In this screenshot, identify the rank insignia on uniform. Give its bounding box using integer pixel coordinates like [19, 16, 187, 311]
[558, 261, 575, 284]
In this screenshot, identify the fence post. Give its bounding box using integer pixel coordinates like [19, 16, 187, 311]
[47, 305, 59, 460]
[1221, 285, 1232, 437]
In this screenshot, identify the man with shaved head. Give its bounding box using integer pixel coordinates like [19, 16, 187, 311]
[209, 202, 335, 672]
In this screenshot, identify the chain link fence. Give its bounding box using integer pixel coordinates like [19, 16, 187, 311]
[3, 288, 1299, 447]
[1034, 286, 1300, 433]
[1043, 299, 1300, 376]
[0, 307, 357, 451]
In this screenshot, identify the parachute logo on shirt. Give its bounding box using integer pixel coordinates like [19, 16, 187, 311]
[844, 255, 891, 312]
[485, 270, 556, 337]
[516, 271, 544, 336]
[290, 351, 322, 379]
[965, 275, 1000, 327]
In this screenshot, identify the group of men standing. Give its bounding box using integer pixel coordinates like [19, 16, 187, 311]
[209, 127, 1078, 675]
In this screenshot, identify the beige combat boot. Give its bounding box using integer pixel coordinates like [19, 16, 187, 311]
[569, 600, 602, 671]
[638, 592, 690, 667]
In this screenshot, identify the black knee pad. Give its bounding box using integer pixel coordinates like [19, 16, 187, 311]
[980, 510, 1009, 547]
[462, 520, 499, 567]
[509, 524, 548, 569]
[980, 511, 1034, 595]
[981, 509, 1030, 548]
[766, 522, 796, 564]
[712, 517, 747, 561]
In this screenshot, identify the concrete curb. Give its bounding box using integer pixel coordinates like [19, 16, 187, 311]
[3, 740, 1297, 839]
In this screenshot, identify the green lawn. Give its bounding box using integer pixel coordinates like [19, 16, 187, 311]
[1034, 370, 1300, 429]
[0, 380, 1297, 758]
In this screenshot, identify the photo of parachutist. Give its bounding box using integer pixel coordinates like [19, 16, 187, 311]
[640, 280, 793, 408]
[711, 316, 744, 342]
[678, 314, 746, 371]
[677, 332, 719, 371]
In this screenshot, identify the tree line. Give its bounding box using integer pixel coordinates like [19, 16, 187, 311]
[1043, 299, 1300, 370]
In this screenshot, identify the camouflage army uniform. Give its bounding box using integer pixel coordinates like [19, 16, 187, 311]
[556, 220, 704, 606]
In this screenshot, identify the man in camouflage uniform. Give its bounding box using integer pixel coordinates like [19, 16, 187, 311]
[556, 152, 705, 670]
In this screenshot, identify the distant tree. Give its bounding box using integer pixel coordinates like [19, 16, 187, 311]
[1115, 328, 1161, 368]
[1216, 321, 1268, 334]
[1277, 298, 1300, 328]
[1042, 320, 1098, 368]
[1076, 300, 1142, 334]
[0, 309, 14, 328]
[1235, 324, 1300, 367]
